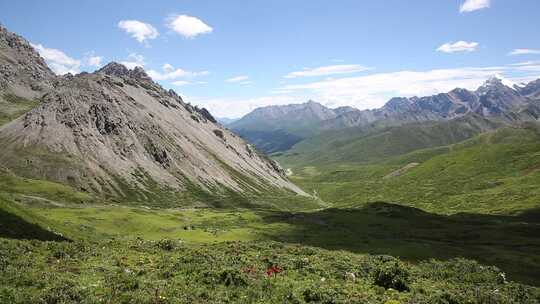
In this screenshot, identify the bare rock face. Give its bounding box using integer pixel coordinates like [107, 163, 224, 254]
[0, 24, 55, 99]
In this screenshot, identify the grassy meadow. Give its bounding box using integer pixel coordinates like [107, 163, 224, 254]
[278, 125, 540, 215]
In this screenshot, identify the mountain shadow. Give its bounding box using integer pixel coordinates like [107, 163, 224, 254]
[261, 202, 540, 286]
[0, 208, 68, 241]
[234, 129, 304, 153]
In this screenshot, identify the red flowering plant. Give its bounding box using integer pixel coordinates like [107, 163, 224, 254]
[266, 265, 282, 277]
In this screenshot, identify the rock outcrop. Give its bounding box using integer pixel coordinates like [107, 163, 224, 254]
[0, 23, 55, 100]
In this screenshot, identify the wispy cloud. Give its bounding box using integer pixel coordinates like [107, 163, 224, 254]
[460, 0, 490, 13]
[31, 43, 106, 74]
[83, 52, 103, 67]
[189, 95, 301, 118]
[509, 49, 540, 56]
[31, 43, 81, 75]
[437, 41, 479, 53]
[509, 61, 540, 66]
[118, 20, 159, 44]
[166, 15, 212, 38]
[226, 75, 251, 84]
[284, 64, 371, 78]
[170, 80, 209, 87]
[86, 56, 103, 67]
[147, 63, 209, 81]
[171, 80, 191, 86]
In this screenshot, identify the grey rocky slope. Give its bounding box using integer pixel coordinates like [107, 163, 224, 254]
[0, 26, 306, 204]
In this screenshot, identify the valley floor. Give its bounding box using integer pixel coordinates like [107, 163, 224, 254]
[1, 196, 540, 287]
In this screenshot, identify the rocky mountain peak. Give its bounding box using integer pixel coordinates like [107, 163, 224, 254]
[477, 76, 514, 94]
[97, 62, 152, 81]
[484, 75, 504, 86]
[130, 66, 152, 81]
[97, 62, 129, 76]
[383, 97, 412, 111]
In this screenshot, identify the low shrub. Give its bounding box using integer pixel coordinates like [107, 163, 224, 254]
[155, 239, 176, 251]
[372, 256, 410, 291]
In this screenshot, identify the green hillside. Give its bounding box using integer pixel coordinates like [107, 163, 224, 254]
[283, 124, 540, 215]
[276, 114, 501, 167]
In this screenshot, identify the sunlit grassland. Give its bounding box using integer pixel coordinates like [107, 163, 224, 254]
[281, 126, 540, 215]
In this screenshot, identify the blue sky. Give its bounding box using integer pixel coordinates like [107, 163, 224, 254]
[1, 0, 540, 117]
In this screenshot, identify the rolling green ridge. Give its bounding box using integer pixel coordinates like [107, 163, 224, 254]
[276, 115, 501, 167]
[279, 124, 540, 215]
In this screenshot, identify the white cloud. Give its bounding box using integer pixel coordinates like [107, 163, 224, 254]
[120, 53, 145, 69]
[437, 41, 479, 53]
[226, 75, 250, 83]
[166, 15, 212, 38]
[31, 43, 81, 75]
[162, 63, 174, 72]
[147, 63, 209, 81]
[460, 0, 490, 13]
[118, 20, 159, 43]
[86, 55, 103, 67]
[509, 49, 540, 56]
[284, 64, 371, 78]
[171, 80, 191, 86]
[189, 95, 302, 118]
[509, 61, 540, 66]
[512, 65, 540, 72]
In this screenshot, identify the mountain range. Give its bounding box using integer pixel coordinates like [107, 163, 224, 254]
[0, 24, 306, 207]
[230, 77, 540, 153]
